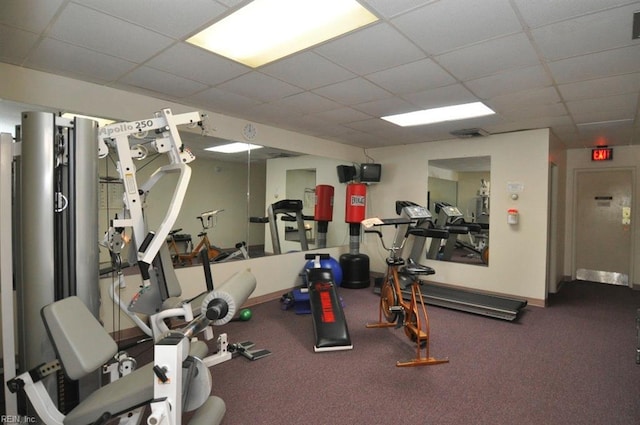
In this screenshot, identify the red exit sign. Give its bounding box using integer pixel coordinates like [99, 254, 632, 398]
[591, 147, 613, 161]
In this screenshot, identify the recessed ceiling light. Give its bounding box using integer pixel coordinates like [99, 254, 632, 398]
[205, 142, 263, 153]
[186, 0, 378, 68]
[381, 102, 496, 127]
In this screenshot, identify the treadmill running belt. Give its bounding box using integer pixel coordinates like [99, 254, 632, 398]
[374, 281, 527, 321]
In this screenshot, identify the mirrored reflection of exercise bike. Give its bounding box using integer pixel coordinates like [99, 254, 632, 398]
[173, 209, 224, 265]
[365, 217, 449, 367]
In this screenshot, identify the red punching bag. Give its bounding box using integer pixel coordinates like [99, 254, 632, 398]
[345, 183, 366, 223]
[314, 185, 334, 222]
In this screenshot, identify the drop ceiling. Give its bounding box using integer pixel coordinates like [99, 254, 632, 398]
[1, 0, 639, 151]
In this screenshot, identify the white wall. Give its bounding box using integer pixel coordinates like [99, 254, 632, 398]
[564, 145, 640, 287]
[363, 129, 551, 304]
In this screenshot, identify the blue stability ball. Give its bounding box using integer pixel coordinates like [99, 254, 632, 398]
[305, 257, 343, 286]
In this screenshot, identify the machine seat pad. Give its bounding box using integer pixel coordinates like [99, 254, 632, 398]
[42, 297, 117, 380]
[64, 363, 154, 425]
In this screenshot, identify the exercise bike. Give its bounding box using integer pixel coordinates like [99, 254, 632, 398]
[365, 217, 448, 367]
[174, 209, 224, 265]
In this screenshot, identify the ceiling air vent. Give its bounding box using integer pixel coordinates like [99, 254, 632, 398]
[450, 128, 490, 138]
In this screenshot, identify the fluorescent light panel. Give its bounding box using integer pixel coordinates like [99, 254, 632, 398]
[382, 102, 495, 127]
[205, 142, 263, 153]
[186, 0, 378, 68]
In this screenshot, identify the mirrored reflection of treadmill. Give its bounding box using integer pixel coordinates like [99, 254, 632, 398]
[375, 201, 527, 322]
[250, 199, 310, 255]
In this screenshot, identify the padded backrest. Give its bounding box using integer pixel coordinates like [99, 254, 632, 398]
[41, 296, 117, 380]
[156, 243, 182, 299]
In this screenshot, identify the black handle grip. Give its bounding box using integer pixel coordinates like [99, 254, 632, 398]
[153, 365, 168, 383]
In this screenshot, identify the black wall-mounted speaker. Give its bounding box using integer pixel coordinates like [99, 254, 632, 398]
[336, 165, 357, 183]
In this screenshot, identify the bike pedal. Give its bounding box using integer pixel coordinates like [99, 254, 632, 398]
[389, 306, 403, 312]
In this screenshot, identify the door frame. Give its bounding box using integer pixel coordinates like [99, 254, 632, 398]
[571, 167, 635, 283]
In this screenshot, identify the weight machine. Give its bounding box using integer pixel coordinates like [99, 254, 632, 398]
[100, 109, 209, 337]
[7, 266, 257, 425]
[1, 112, 101, 416]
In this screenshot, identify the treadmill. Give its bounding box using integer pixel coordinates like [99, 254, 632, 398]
[373, 201, 527, 321]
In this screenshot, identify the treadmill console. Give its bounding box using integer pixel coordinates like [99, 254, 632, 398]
[440, 205, 462, 217]
[402, 205, 432, 220]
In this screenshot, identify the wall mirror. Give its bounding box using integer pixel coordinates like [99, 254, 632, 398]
[427, 156, 491, 266]
[1, 100, 351, 268]
[109, 131, 351, 266]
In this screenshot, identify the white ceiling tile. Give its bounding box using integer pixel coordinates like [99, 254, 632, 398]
[558, 73, 640, 101]
[489, 87, 562, 110]
[488, 115, 573, 134]
[216, 73, 302, 103]
[548, 45, 640, 84]
[513, 0, 634, 28]
[494, 102, 568, 120]
[315, 23, 425, 75]
[48, 3, 174, 62]
[0, 25, 40, 63]
[391, 0, 523, 55]
[308, 107, 372, 124]
[465, 65, 552, 99]
[365, 58, 456, 95]
[531, 5, 639, 61]
[260, 52, 355, 90]
[0, 0, 65, 33]
[25, 38, 136, 83]
[402, 83, 478, 109]
[119, 66, 209, 98]
[215, 0, 244, 7]
[270, 92, 342, 115]
[146, 43, 249, 86]
[362, 0, 437, 19]
[73, 0, 228, 39]
[352, 97, 417, 117]
[566, 93, 638, 117]
[313, 78, 391, 104]
[185, 87, 262, 116]
[281, 114, 336, 135]
[242, 103, 303, 126]
[343, 117, 402, 134]
[436, 33, 540, 81]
